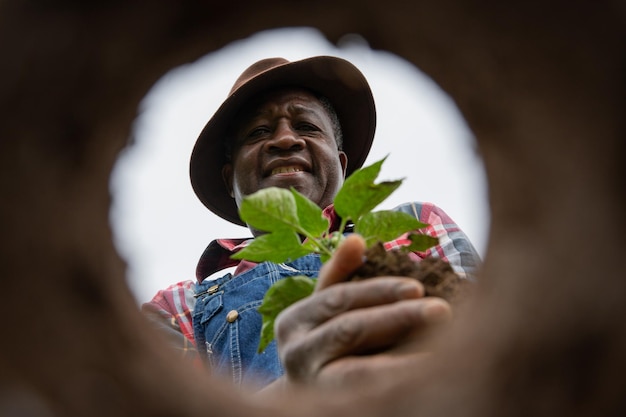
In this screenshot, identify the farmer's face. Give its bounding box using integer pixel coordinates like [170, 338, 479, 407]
[223, 88, 347, 212]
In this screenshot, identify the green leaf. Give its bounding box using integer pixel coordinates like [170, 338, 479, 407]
[404, 232, 440, 252]
[238, 187, 300, 232]
[231, 230, 310, 263]
[291, 188, 329, 236]
[229, 156, 440, 354]
[300, 239, 320, 254]
[356, 210, 429, 247]
[257, 275, 317, 353]
[334, 156, 403, 223]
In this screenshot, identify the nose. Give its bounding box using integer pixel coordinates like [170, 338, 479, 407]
[266, 120, 305, 152]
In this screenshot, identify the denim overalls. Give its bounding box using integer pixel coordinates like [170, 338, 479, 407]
[192, 253, 322, 388]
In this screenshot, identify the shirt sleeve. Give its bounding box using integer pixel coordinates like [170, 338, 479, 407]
[390, 202, 482, 280]
[141, 280, 199, 361]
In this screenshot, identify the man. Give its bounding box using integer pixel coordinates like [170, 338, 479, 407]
[142, 56, 481, 390]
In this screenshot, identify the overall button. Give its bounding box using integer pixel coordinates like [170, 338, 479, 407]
[226, 310, 239, 323]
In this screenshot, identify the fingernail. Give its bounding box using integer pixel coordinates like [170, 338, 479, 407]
[423, 300, 452, 324]
[396, 282, 421, 299]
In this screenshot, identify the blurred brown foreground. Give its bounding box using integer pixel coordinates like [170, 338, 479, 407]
[0, 1, 624, 416]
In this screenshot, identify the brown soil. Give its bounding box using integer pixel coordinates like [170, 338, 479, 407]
[351, 242, 470, 305]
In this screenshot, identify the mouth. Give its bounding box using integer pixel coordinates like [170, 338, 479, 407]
[270, 165, 305, 176]
[264, 158, 312, 178]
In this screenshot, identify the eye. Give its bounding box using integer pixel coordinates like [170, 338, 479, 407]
[247, 126, 270, 138]
[296, 122, 319, 132]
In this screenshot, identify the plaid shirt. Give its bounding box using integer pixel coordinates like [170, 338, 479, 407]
[142, 202, 481, 360]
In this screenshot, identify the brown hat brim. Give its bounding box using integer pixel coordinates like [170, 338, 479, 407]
[189, 56, 376, 226]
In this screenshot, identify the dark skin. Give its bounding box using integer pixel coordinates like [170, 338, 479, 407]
[222, 88, 347, 237]
[271, 234, 452, 390]
[222, 87, 452, 390]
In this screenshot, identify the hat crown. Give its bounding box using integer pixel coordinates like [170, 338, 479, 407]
[230, 57, 289, 95]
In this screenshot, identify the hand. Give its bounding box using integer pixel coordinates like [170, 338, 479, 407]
[272, 234, 452, 388]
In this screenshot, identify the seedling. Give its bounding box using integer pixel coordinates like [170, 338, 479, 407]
[231, 156, 439, 352]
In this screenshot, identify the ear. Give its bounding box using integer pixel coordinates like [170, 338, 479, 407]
[338, 150, 348, 178]
[222, 163, 234, 197]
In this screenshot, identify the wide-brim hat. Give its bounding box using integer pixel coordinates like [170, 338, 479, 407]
[189, 56, 376, 226]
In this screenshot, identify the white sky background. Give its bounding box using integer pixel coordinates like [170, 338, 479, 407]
[110, 27, 491, 304]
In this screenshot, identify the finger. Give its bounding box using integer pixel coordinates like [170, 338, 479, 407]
[317, 351, 432, 389]
[281, 297, 451, 382]
[275, 276, 424, 343]
[316, 234, 366, 291]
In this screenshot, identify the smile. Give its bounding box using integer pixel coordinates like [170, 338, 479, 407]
[270, 165, 305, 175]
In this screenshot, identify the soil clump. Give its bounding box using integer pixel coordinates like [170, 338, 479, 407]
[351, 242, 470, 305]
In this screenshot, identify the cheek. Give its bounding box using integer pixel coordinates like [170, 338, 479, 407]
[325, 155, 345, 183]
[230, 158, 259, 201]
[318, 159, 345, 199]
[230, 150, 252, 182]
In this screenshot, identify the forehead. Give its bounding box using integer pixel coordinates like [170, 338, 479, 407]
[237, 87, 328, 121]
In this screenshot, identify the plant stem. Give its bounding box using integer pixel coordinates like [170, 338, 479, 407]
[339, 218, 349, 236]
[296, 226, 335, 259]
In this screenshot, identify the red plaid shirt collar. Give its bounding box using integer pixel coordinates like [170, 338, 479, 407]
[195, 205, 342, 283]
